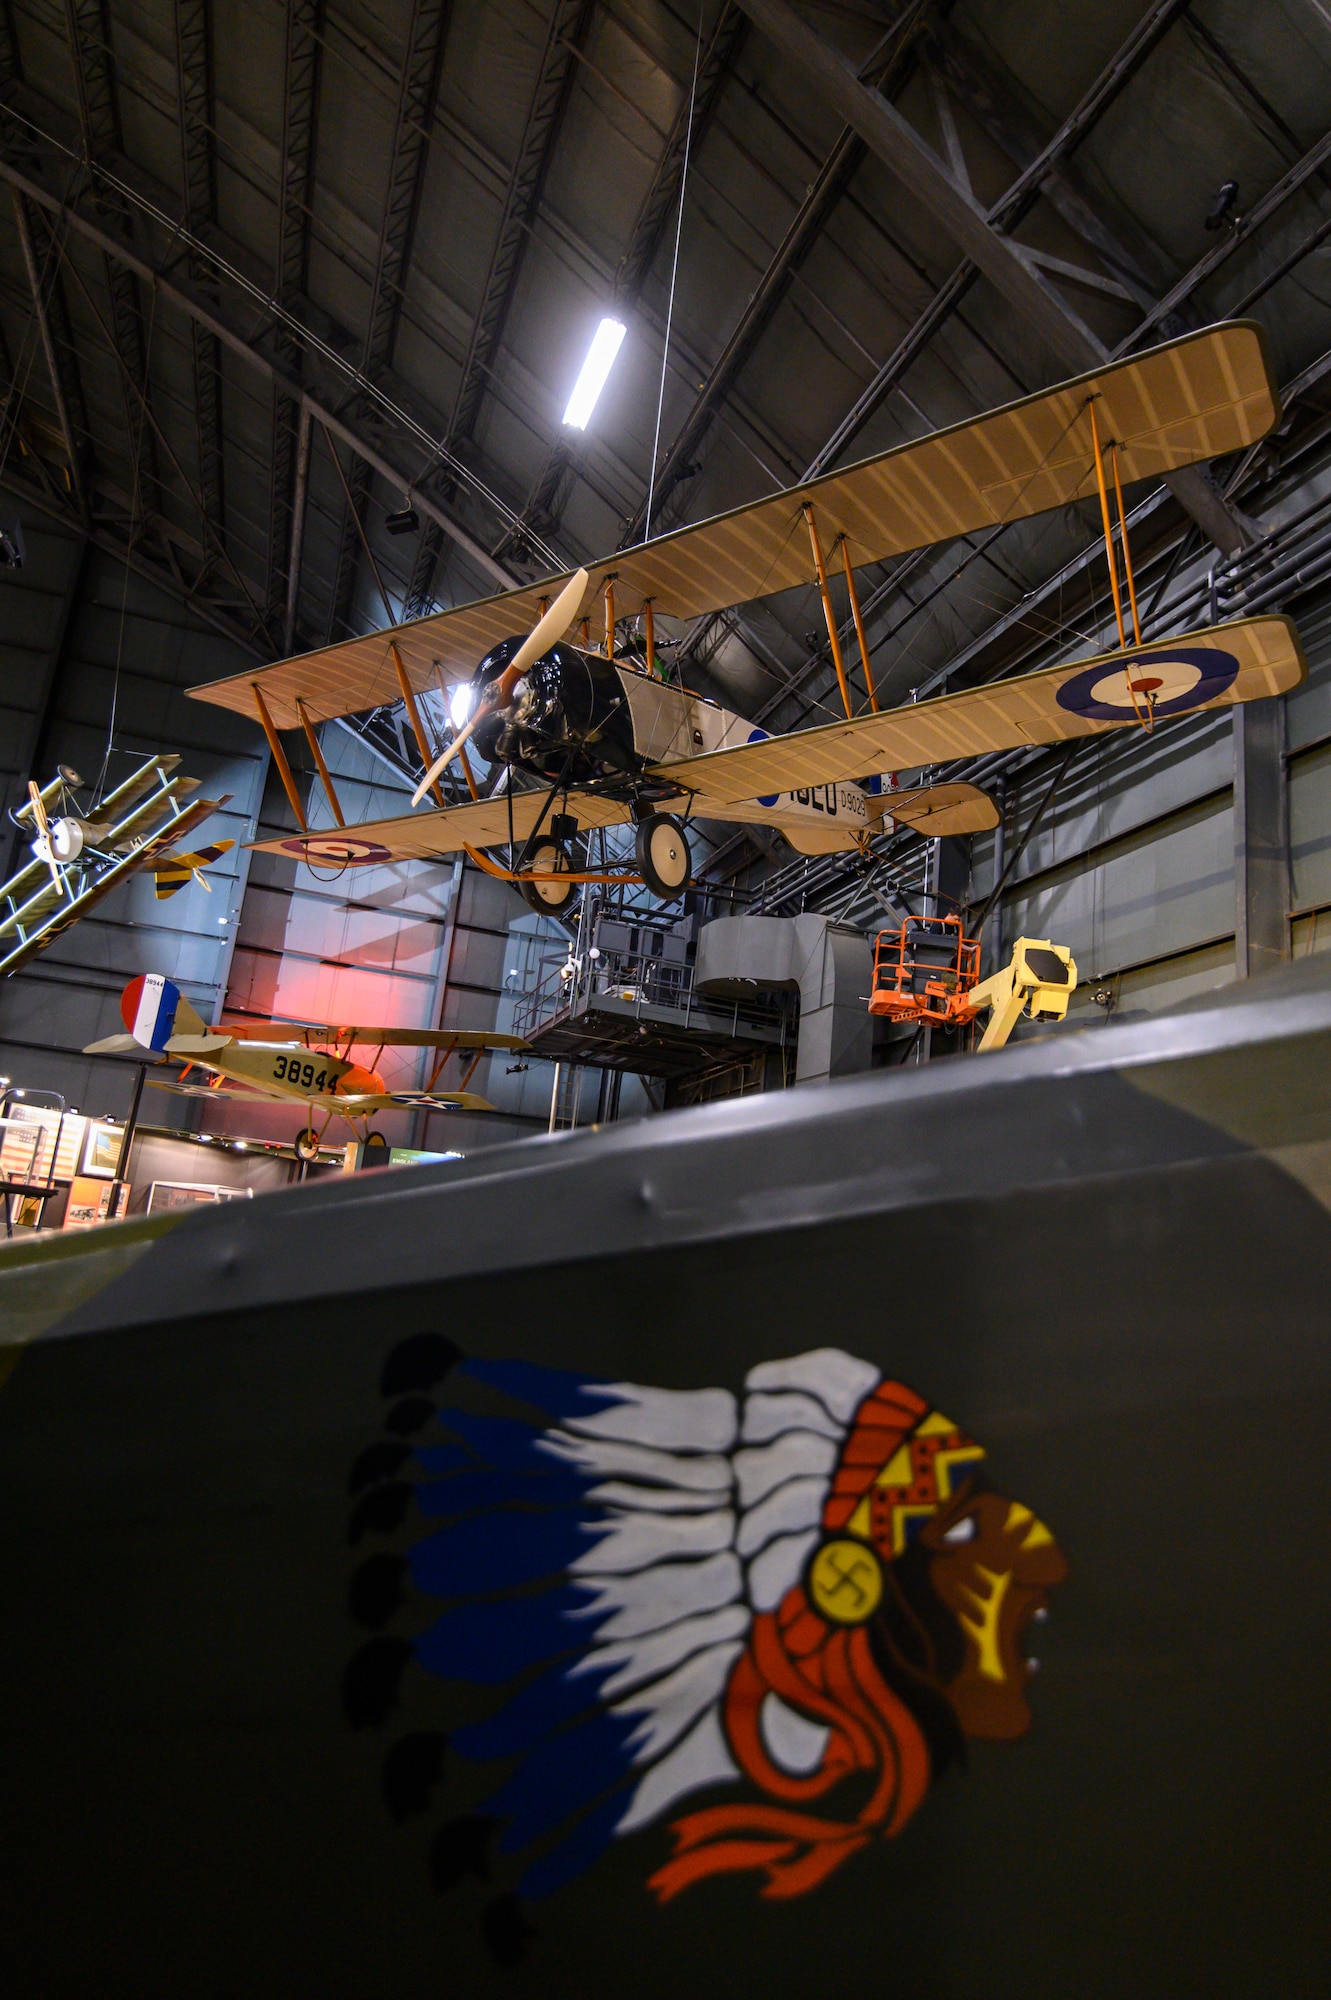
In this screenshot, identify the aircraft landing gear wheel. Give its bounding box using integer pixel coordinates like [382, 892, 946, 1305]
[636, 813, 691, 900]
[294, 1126, 320, 1163]
[520, 838, 579, 917]
[361, 1130, 390, 1167]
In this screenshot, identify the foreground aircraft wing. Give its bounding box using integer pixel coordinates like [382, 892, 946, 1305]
[649, 616, 1306, 804]
[248, 787, 633, 865]
[188, 322, 1278, 731]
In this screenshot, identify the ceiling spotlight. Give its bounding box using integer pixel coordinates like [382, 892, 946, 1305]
[450, 682, 474, 730]
[385, 505, 420, 536]
[563, 317, 627, 430]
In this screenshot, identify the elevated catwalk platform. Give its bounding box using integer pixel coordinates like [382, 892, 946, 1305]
[3, 956, 1331, 1996]
[514, 918, 788, 1079]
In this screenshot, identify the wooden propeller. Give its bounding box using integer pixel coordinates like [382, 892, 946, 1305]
[411, 568, 589, 807]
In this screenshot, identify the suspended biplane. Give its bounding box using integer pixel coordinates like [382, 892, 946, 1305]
[0, 757, 235, 975]
[188, 320, 1303, 915]
[84, 973, 530, 1159]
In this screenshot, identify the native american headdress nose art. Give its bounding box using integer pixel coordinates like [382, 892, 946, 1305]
[346, 1343, 1063, 1918]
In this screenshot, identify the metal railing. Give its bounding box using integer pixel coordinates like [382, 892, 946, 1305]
[513, 943, 786, 1046]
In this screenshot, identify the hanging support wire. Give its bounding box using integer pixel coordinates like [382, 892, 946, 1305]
[643, 3, 705, 541]
[971, 741, 1082, 936]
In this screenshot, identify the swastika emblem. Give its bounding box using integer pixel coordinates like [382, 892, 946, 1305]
[808, 1538, 884, 1624]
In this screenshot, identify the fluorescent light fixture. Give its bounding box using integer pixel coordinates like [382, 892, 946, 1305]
[563, 317, 626, 429]
[449, 682, 474, 730]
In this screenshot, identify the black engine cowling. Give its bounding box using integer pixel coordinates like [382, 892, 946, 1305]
[466, 639, 638, 788]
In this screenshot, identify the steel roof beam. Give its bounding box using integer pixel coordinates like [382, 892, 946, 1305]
[403, 0, 592, 617]
[2, 455, 268, 655]
[0, 153, 514, 596]
[507, 2, 749, 564]
[732, 0, 1250, 555]
[329, 0, 451, 642]
[62, 0, 164, 523]
[919, 27, 1176, 316]
[1, 22, 93, 513]
[174, 0, 225, 562]
[10, 191, 88, 515]
[266, 0, 322, 637]
[618, 2, 929, 544]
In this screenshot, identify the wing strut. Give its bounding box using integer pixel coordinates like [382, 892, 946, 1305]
[296, 699, 346, 827]
[804, 504, 855, 720]
[252, 683, 307, 830]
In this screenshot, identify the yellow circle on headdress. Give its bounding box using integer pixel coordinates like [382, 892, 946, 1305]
[809, 1539, 884, 1624]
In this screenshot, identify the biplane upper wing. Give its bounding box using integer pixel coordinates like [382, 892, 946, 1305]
[187, 322, 1278, 732]
[214, 1023, 530, 1050]
[249, 787, 634, 864]
[649, 617, 1306, 805]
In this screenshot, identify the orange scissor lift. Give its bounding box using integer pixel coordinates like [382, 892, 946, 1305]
[869, 914, 983, 1030]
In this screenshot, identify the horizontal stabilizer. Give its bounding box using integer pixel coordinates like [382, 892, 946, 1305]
[872, 782, 1001, 838]
[83, 1032, 143, 1055]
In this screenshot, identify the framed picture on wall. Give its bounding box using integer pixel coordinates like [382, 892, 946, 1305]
[144, 1181, 254, 1213]
[81, 1121, 124, 1179]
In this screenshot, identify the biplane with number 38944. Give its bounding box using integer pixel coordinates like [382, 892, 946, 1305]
[188, 320, 1306, 916]
[84, 973, 529, 1159]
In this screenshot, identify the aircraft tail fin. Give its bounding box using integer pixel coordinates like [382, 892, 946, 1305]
[119, 974, 208, 1051]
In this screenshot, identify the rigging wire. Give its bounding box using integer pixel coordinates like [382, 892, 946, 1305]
[93, 277, 162, 809]
[643, 0, 705, 543]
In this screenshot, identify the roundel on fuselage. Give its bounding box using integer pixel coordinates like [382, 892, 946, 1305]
[747, 729, 778, 809]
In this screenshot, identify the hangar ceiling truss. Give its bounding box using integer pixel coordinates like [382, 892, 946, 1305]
[0, 0, 1326, 875]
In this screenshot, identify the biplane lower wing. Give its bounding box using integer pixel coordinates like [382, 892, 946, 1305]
[250, 780, 1000, 869]
[145, 1078, 496, 1112]
[651, 617, 1306, 804]
[253, 790, 635, 866]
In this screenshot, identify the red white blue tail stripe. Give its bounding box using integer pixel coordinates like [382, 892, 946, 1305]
[120, 972, 181, 1052]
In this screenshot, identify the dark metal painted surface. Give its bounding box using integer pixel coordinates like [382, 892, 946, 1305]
[1, 956, 1329, 1995]
[37, 952, 1331, 1338]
